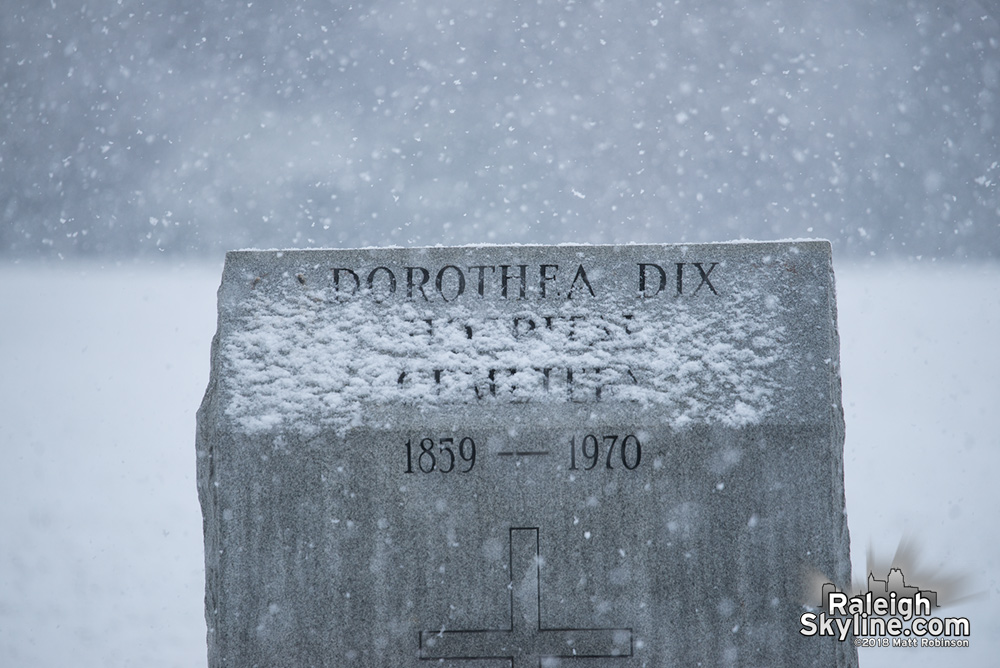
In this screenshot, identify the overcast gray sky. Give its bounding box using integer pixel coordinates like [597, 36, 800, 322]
[2, 0, 997, 259]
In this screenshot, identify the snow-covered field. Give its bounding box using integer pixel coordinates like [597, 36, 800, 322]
[0, 260, 996, 667]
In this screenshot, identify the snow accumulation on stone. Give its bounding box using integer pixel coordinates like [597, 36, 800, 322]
[217, 279, 788, 435]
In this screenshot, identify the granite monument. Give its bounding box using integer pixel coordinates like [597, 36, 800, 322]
[197, 242, 856, 666]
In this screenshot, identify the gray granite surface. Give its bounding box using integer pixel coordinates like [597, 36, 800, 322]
[197, 242, 856, 667]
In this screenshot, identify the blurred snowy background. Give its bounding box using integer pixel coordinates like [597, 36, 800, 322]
[1, 0, 998, 666]
[2, 0, 997, 258]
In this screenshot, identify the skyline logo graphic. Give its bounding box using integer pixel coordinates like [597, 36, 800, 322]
[801, 566, 970, 646]
[820, 567, 939, 617]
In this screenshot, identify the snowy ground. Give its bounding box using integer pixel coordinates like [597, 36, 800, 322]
[0, 259, 996, 667]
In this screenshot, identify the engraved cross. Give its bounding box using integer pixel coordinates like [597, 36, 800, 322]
[419, 527, 633, 667]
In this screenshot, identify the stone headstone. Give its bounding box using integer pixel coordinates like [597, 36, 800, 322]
[197, 242, 856, 667]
